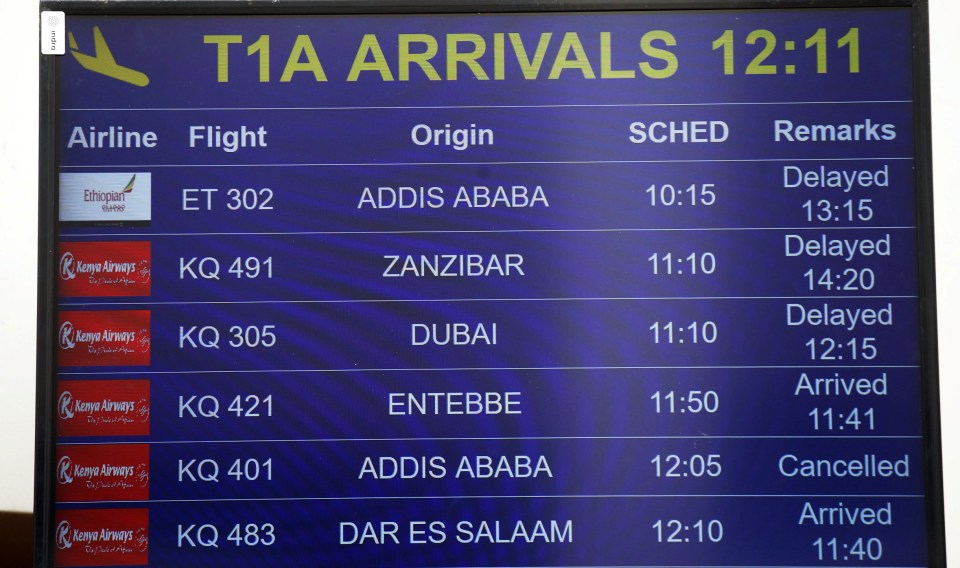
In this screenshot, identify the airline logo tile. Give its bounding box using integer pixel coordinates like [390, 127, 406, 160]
[59, 241, 151, 297]
[56, 444, 149, 502]
[58, 311, 151, 367]
[57, 380, 150, 437]
[55, 508, 148, 567]
[59, 172, 151, 223]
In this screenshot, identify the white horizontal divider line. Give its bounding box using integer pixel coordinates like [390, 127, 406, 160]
[59, 156, 915, 168]
[59, 225, 919, 238]
[57, 295, 920, 307]
[61, 435, 923, 446]
[61, 99, 914, 111]
[59, 364, 921, 376]
[59, 494, 927, 506]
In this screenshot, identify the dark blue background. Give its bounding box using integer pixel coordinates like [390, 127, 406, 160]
[53, 8, 927, 567]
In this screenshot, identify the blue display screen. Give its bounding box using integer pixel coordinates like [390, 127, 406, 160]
[47, 6, 936, 567]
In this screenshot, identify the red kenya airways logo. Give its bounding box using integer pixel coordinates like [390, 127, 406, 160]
[55, 509, 148, 567]
[59, 242, 151, 297]
[56, 444, 149, 502]
[58, 311, 150, 367]
[57, 380, 150, 437]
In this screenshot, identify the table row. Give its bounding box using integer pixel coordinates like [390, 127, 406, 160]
[55, 298, 921, 370]
[53, 495, 928, 566]
[58, 159, 917, 233]
[53, 437, 924, 502]
[54, 367, 921, 440]
[57, 229, 918, 301]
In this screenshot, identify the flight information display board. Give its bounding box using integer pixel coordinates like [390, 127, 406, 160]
[35, 1, 944, 566]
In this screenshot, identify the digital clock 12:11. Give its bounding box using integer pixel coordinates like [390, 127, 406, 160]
[712, 28, 860, 75]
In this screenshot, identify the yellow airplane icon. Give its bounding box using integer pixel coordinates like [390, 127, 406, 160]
[68, 26, 150, 87]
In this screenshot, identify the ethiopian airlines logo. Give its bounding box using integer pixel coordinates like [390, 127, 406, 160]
[80, 174, 137, 214]
[60, 173, 152, 224]
[68, 26, 149, 87]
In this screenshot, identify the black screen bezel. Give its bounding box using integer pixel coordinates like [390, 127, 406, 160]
[35, 1, 942, 566]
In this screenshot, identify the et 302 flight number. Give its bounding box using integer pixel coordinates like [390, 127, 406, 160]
[182, 188, 275, 211]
